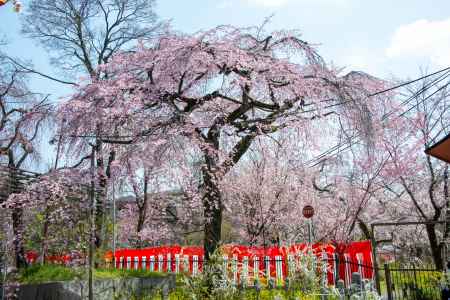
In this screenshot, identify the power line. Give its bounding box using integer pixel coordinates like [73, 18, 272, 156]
[57, 66, 450, 140]
[303, 66, 450, 114]
[304, 70, 450, 167]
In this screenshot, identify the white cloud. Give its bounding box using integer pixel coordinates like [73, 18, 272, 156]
[386, 18, 450, 67]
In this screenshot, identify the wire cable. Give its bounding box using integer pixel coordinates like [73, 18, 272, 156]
[304, 70, 450, 167]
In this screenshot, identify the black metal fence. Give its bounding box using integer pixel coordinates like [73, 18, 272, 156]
[384, 263, 443, 300]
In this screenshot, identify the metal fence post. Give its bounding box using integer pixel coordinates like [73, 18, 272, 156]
[384, 263, 393, 300]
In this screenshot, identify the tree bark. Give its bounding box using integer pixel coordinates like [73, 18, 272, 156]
[40, 204, 50, 265]
[8, 167, 27, 269]
[202, 159, 222, 260]
[425, 223, 443, 270]
[358, 218, 373, 241]
[12, 206, 27, 268]
[94, 140, 105, 249]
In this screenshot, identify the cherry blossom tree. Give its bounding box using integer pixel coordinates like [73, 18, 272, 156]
[15, 0, 165, 250]
[58, 25, 388, 258]
[374, 75, 450, 269]
[223, 128, 391, 246]
[3, 169, 91, 265]
[319, 70, 450, 268]
[113, 137, 207, 247]
[0, 50, 53, 268]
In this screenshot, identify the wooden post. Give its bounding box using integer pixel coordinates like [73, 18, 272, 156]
[232, 255, 238, 284]
[134, 256, 139, 270]
[167, 254, 172, 273]
[142, 256, 147, 270]
[242, 256, 249, 287]
[193, 255, 199, 276]
[175, 254, 180, 273]
[150, 256, 155, 271]
[253, 256, 259, 282]
[384, 263, 393, 300]
[265, 256, 270, 280]
[275, 255, 282, 285]
[371, 223, 381, 294]
[222, 255, 229, 280]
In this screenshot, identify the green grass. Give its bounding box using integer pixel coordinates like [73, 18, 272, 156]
[165, 288, 343, 300]
[19, 264, 83, 284]
[94, 268, 167, 279]
[18, 264, 168, 284]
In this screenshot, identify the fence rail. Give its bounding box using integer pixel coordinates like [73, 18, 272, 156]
[0, 165, 39, 203]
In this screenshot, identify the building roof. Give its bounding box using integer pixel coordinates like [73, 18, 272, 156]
[425, 132, 450, 163]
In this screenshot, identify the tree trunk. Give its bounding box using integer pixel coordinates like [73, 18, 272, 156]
[95, 150, 105, 249]
[136, 204, 146, 249]
[425, 223, 443, 270]
[12, 206, 27, 268]
[40, 205, 50, 265]
[358, 219, 373, 240]
[136, 173, 148, 249]
[202, 167, 222, 261]
[9, 167, 27, 269]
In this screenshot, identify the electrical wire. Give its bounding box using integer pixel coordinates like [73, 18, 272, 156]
[52, 66, 450, 140]
[304, 70, 450, 167]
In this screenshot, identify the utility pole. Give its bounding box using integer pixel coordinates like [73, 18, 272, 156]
[88, 146, 96, 300]
[112, 181, 116, 269]
[444, 169, 449, 275]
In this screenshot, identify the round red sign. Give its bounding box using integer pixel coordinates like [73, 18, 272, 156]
[302, 205, 314, 218]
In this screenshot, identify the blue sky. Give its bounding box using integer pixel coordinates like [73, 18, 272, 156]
[2, 0, 450, 97]
[1, 0, 450, 169]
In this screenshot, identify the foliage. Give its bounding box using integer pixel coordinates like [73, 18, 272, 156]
[285, 248, 322, 294]
[166, 248, 345, 300]
[167, 288, 339, 300]
[18, 264, 83, 284]
[17, 264, 169, 284]
[176, 247, 236, 299]
[388, 267, 443, 300]
[94, 268, 167, 279]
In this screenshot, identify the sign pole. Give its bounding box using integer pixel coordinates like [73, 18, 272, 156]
[308, 218, 312, 244]
[302, 205, 315, 245]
